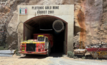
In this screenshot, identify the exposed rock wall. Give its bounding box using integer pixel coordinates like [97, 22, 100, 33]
[1, 0, 107, 49]
[0, 0, 74, 49]
[74, 0, 107, 48]
[0, 0, 28, 49]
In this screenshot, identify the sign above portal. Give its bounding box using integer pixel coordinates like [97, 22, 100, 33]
[18, 5, 74, 16]
[32, 6, 59, 14]
[32, 6, 59, 9]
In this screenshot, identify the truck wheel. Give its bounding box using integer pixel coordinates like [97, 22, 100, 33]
[47, 43, 50, 56]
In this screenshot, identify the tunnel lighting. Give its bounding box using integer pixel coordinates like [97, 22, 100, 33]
[40, 29, 53, 31]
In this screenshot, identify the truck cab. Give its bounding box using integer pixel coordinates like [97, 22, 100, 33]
[19, 34, 53, 55]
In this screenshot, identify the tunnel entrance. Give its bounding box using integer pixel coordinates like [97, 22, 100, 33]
[23, 15, 67, 55]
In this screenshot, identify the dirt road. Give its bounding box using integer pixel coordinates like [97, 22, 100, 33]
[0, 54, 107, 65]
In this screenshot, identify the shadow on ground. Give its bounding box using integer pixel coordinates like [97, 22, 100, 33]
[19, 54, 47, 59]
[19, 53, 65, 59]
[49, 53, 64, 57]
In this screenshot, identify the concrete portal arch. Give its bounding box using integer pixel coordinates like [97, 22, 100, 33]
[23, 15, 68, 54]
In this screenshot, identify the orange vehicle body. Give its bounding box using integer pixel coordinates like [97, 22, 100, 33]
[19, 34, 53, 55]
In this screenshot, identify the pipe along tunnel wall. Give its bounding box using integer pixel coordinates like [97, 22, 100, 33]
[24, 15, 67, 54]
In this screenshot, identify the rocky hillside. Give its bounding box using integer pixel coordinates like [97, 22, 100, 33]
[0, 0, 107, 49]
[74, 0, 107, 48]
[0, 0, 74, 49]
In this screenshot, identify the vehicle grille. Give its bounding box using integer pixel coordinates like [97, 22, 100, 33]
[26, 44, 36, 52]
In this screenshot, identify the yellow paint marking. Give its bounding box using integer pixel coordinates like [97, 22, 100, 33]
[21, 42, 45, 44]
[38, 35, 44, 37]
[97, 51, 107, 55]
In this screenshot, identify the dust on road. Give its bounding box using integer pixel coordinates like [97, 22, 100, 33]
[0, 54, 107, 65]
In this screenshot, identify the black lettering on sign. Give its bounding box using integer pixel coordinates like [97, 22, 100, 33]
[32, 6, 44, 9]
[37, 10, 47, 14]
[53, 6, 59, 9]
[48, 11, 54, 14]
[45, 6, 52, 9]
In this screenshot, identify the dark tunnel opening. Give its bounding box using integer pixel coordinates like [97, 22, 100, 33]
[23, 15, 67, 55]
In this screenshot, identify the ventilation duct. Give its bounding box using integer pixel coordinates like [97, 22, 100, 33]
[53, 20, 64, 33]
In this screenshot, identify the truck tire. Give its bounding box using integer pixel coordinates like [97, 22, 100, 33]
[47, 43, 51, 56]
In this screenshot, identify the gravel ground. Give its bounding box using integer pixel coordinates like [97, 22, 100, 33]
[49, 57, 107, 65]
[0, 54, 107, 65]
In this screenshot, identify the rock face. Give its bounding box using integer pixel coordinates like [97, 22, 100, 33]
[74, 0, 107, 48]
[1, 0, 107, 49]
[0, 0, 74, 49]
[0, 0, 29, 49]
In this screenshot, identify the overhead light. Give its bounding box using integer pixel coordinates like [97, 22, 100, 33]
[40, 29, 52, 31]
